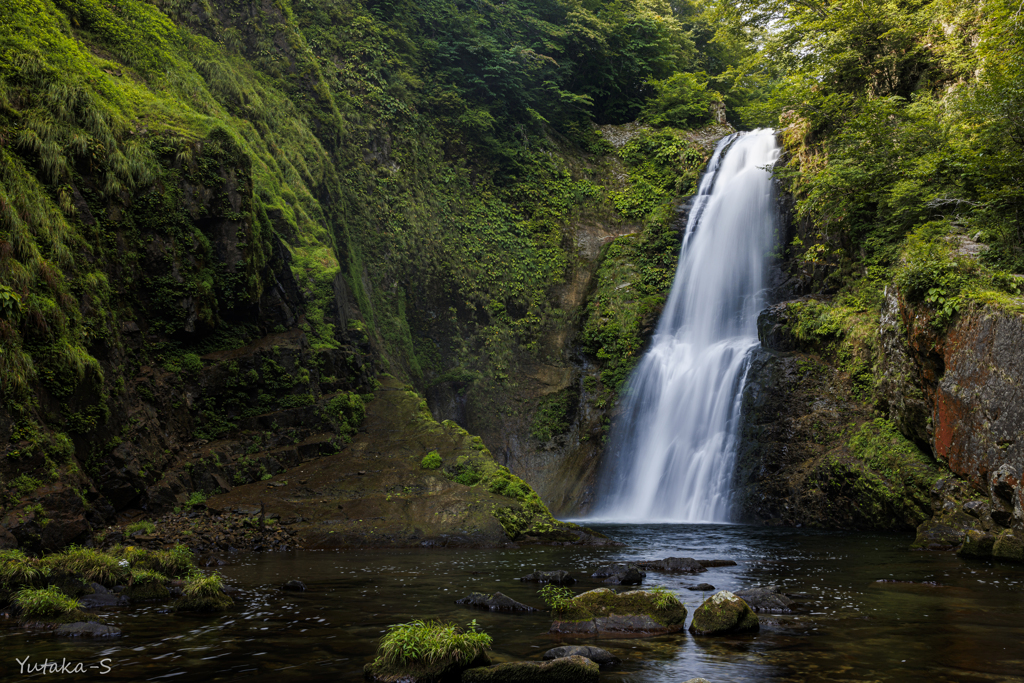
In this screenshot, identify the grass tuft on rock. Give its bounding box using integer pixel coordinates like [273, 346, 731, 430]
[41, 546, 130, 587]
[176, 571, 232, 612]
[373, 619, 491, 670]
[13, 586, 83, 623]
[0, 549, 47, 590]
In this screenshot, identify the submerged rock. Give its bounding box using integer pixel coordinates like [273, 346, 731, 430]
[591, 563, 645, 585]
[282, 580, 307, 591]
[53, 622, 122, 637]
[365, 651, 490, 682]
[542, 646, 619, 667]
[79, 593, 129, 610]
[636, 557, 707, 574]
[455, 592, 539, 613]
[519, 570, 575, 585]
[549, 587, 687, 636]
[733, 585, 794, 613]
[462, 655, 599, 682]
[696, 559, 737, 568]
[689, 591, 759, 636]
[685, 583, 716, 592]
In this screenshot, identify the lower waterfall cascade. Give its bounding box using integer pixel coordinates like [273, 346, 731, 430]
[590, 128, 781, 523]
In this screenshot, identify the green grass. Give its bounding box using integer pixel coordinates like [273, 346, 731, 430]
[124, 520, 156, 537]
[12, 586, 81, 622]
[42, 546, 130, 586]
[0, 549, 47, 588]
[176, 571, 232, 612]
[372, 619, 491, 670]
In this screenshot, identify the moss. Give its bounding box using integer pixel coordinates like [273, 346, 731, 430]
[420, 450, 442, 470]
[556, 587, 687, 627]
[689, 591, 759, 636]
[992, 529, 1024, 563]
[530, 387, 577, 442]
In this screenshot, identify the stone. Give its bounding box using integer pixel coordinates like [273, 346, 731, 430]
[462, 655, 599, 682]
[689, 591, 759, 636]
[733, 586, 794, 613]
[957, 530, 996, 558]
[364, 651, 489, 682]
[686, 583, 716, 592]
[636, 557, 707, 574]
[282, 580, 307, 591]
[991, 464, 1019, 502]
[79, 593, 130, 610]
[519, 570, 575, 585]
[53, 622, 122, 638]
[911, 511, 983, 550]
[696, 559, 737, 568]
[992, 529, 1024, 563]
[455, 592, 538, 613]
[591, 563, 645, 585]
[549, 587, 687, 636]
[682, 679, 711, 683]
[542, 646, 619, 667]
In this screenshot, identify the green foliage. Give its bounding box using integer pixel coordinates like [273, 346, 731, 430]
[323, 392, 366, 442]
[611, 129, 707, 220]
[530, 387, 576, 442]
[372, 619, 491, 670]
[42, 546, 129, 586]
[420, 450, 442, 470]
[176, 570, 232, 612]
[0, 548, 46, 588]
[183, 491, 207, 510]
[642, 73, 722, 128]
[538, 584, 575, 613]
[12, 586, 80, 622]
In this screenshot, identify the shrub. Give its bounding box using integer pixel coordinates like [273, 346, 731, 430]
[0, 549, 47, 590]
[13, 586, 81, 622]
[538, 585, 575, 614]
[125, 520, 156, 537]
[420, 450, 442, 470]
[43, 547, 129, 587]
[641, 72, 722, 128]
[125, 568, 170, 601]
[373, 620, 491, 670]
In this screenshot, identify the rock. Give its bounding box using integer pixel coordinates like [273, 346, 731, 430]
[549, 587, 687, 636]
[689, 591, 759, 636]
[519, 570, 575, 585]
[79, 593, 130, 610]
[455, 592, 538, 613]
[757, 302, 798, 352]
[685, 583, 716, 592]
[364, 651, 489, 682]
[636, 557, 707, 574]
[957, 530, 996, 558]
[992, 529, 1024, 563]
[991, 464, 1019, 502]
[542, 646, 619, 667]
[53, 622, 122, 637]
[462, 655, 599, 682]
[912, 510, 982, 550]
[282, 580, 307, 591]
[733, 586, 794, 613]
[89, 582, 109, 594]
[696, 559, 737, 568]
[683, 679, 712, 683]
[591, 563, 645, 585]
[124, 581, 170, 602]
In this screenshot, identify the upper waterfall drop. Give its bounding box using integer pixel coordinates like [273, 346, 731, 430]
[590, 129, 780, 524]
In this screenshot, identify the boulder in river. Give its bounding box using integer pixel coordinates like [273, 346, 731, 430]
[462, 655, 599, 682]
[992, 529, 1024, 563]
[957, 530, 996, 558]
[282, 580, 307, 591]
[912, 510, 982, 551]
[79, 593, 129, 610]
[696, 559, 737, 568]
[542, 646, 619, 667]
[689, 591, 759, 636]
[685, 583, 716, 592]
[549, 587, 686, 636]
[636, 557, 707, 574]
[519, 570, 575, 585]
[591, 563, 645, 585]
[733, 585, 794, 613]
[53, 621, 122, 637]
[456, 592, 538, 613]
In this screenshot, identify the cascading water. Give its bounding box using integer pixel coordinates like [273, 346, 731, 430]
[590, 129, 780, 523]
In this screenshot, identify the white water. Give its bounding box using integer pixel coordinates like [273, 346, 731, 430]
[590, 129, 780, 523]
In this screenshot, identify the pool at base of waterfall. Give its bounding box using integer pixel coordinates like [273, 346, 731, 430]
[2, 524, 1022, 682]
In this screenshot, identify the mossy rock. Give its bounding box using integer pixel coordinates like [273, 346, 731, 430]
[462, 655, 599, 682]
[363, 651, 489, 682]
[549, 587, 687, 636]
[688, 591, 759, 636]
[957, 530, 996, 558]
[992, 529, 1024, 563]
[174, 592, 233, 612]
[125, 581, 170, 602]
[911, 511, 982, 550]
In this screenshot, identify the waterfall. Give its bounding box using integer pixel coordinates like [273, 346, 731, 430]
[590, 129, 780, 523]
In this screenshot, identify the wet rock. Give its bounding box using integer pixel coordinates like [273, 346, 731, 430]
[992, 529, 1024, 563]
[79, 593, 130, 610]
[912, 510, 982, 550]
[282, 580, 306, 591]
[991, 464, 1019, 502]
[957, 530, 996, 558]
[53, 622, 122, 637]
[689, 591, 759, 636]
[685, 583, 716, 592]
[549, 587, 686, 636]
[696, 559, 737, 568]
[364, 651, 489, 682]
[757, 302, 799, 352]
[592, 563, 645, 585]
[89, 582, 109, 594]
[455, 592, 538, 613]
[542, 646, 619, 667]
[636, 557, 707, 574]
[683, 679, 712, 683]
[519, 570, 575, 585]
[462, 655, 598, 682]
[733, 585, 794, 613]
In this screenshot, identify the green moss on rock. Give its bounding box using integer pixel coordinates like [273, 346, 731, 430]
[992, 529, 1024, 563]
[688, 591, 759, 636]
[550, 587, 687, 635]
[462, 655, 599, 683]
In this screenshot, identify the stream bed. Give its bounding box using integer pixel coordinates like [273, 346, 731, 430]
[2, 523, 1023, 682]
